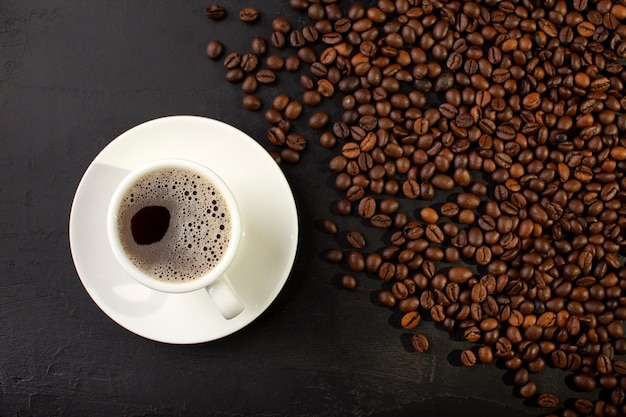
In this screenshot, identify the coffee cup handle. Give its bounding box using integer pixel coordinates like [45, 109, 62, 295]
[206, 276, 244, 319]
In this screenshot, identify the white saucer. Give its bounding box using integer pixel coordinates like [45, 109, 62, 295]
[69, 116, 298, 344]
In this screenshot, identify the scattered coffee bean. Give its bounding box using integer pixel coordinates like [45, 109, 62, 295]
[205, 5, 225, 20]
[242, 94, 262, 111]
[256, 69, 276, 84]
[322, 218, 337, 234]
[205, 40, 224, 60]
[325, 248, 343, 264]
[206, 4, 626, 414]
[223, 51, 241, 69]
[401, 311, 421, 330]
[346, 230, 365, 249]
[286, 133, 306, 151]
[340, 274, 357, 290]
[240, 53, 258, 72]
[308, 111, 329, 129]
[537, 393, 559, 408]
[411, 334, 429, 352]
[461, 349, 477, 367]
[251, 36, 267, 56]
[239, 7, 259, 23]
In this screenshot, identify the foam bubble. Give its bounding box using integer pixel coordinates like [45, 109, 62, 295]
[116, 167, 232, 282]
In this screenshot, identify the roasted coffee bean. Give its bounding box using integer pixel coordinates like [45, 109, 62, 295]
[256, 69, 276, 84]
[251, 37, 267, 56]
[284, 101, 303, 120]
[239, 7, 259, 23]
[206, 40, 224, 60]
[461, 349, 477, 367]
[322, 219, 337, 235]
[240, 53, 258, 72]
[225, 68, 244, 83]
[270, 31, 286, 48]
[401, 311, 421, 330]
[411, 333, 429, 352]
[519, 382, 537, 399]
[284, 56, 300, 72]
[340, 274, 357, 290]
[205, 5, 225, 20]
[286, 134, 306, 151]
[325, 249, 343, 264]
[425, 224, 444, 244]
[266, 55, 285, 71]
[573, 373, 596, 392]
[223, 52, 241, 69]
[308, 111, 329, 129]
[241, 75, 258, 94]
[537, 393, 559, 408]
[267, 126, 286, 146]
[370, 214, 392, 228]
[378, 290, 396, 308]
[346, 231, 366, 249]
[242, 94, 262, 111]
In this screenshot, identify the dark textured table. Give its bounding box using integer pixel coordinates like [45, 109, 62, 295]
[0, 1, 586, 416]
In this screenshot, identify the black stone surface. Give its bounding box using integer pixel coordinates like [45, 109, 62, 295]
[0, 1, 577, 416]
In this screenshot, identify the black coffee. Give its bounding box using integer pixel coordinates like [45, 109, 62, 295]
[131, 206, 170, 245]
[116, 167, 232, 282]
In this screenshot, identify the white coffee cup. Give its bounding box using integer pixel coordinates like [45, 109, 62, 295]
[106, 158, 244, 319]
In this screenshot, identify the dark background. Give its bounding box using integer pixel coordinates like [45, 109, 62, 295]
[0, 1, 580, 416]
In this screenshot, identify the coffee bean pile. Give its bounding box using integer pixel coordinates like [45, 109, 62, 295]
[204, 1, 626, 415]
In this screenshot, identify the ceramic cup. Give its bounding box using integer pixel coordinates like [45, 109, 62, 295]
[106, 158, 244, 319]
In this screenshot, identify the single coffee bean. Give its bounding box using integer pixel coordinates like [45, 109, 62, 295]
[251, 37, 267, 55]
[308, 111, 329, 129]
[478, 346, 493, 364]
[239, 7, 259, 23]
[242, 94, 262, 111]
[340, 274, 357, 290]
[378, 290, 396, 308]
[573, 373, 596, 392]
[420, 207, 439, 224]
[206, 40, 224, 60]
[266, 55, 285, 71]
[286, 134, 306, 151]
[256, 69, 276, 84]
[346, 231, 366, 249]
[271, 31, 286, 48]
[223, 52, 241, 69]
[370, 214, 392, 228]
[280, 148, 299, 164]
[347, 251, 365, 272]
[537, 393, 559, 408]
[205, 5, 225, 20]
[461, 349, 477, 367]
[272, 17, 291, 34]
[241, 75, 258, 94]
[325, 249, 343, 264]
[425, 224, 444, 244]
[411, 333, 429, 352]
[284, 101, 303, 120]
[284, 55, 300, 72]
[240, 53, 258, 72]
[401, 311, 421, 329]
[357, 197, 375, 219]
[267, 126, 286, 146]
[225, 68, 244, 83]
[519, 382, 537, 398]
[322, 219, 337, 234]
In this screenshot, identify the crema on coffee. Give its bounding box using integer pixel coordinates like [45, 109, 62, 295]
[115, 167, 232, 282]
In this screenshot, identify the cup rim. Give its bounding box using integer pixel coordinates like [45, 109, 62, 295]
[106, 158, 242, 293]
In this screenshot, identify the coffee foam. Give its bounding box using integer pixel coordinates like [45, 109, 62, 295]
[116, 167, 232, 282]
